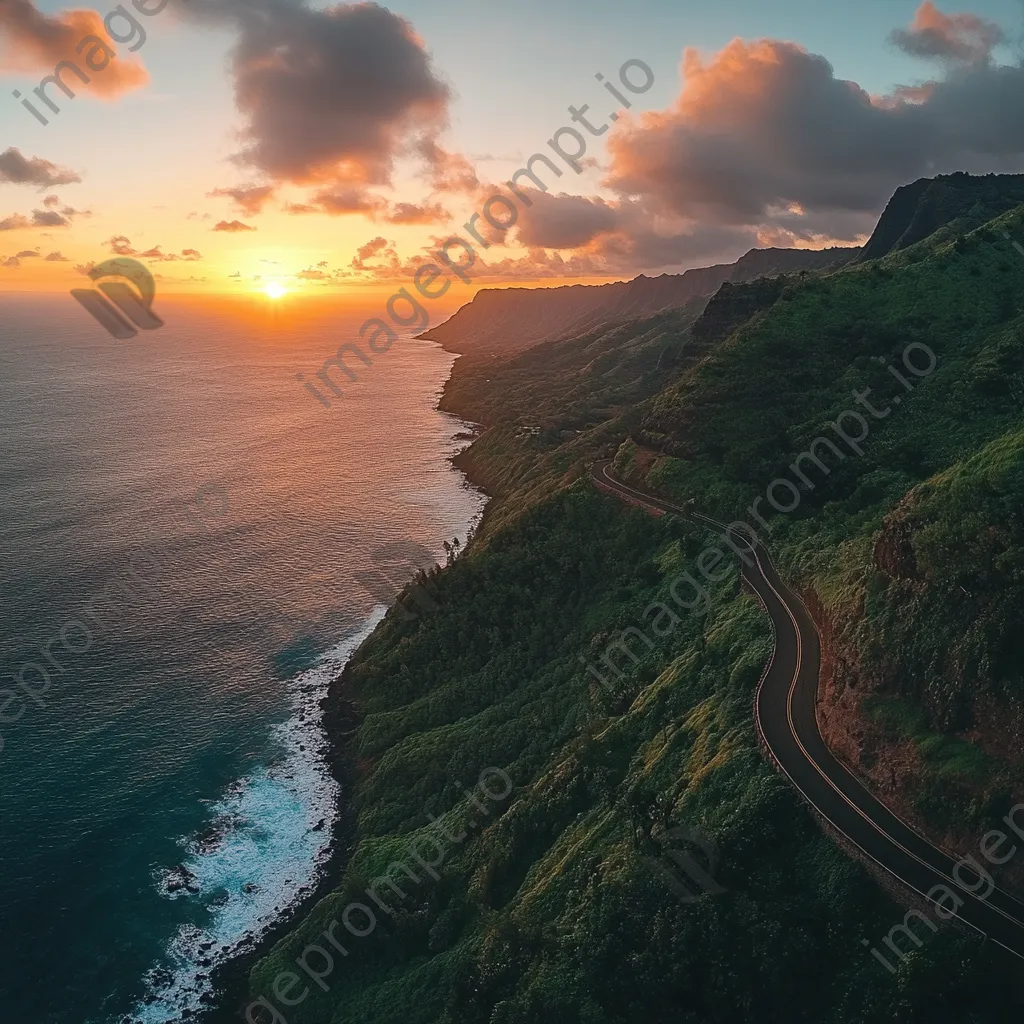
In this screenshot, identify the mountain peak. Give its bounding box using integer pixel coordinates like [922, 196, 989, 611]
[859, 172, 1024, 261]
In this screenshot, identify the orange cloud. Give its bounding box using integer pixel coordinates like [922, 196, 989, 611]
[605, 34, 1024, 236]
[208, 184, 277, 216]
[383, 201, 451, 225]
[0, 0, 148, 98]
[890, 1, 1004, 64]
[213, 220, 257, 233]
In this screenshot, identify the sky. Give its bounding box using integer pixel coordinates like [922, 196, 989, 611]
[1, 0, 1024, 297]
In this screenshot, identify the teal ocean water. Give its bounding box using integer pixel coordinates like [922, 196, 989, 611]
[0, 293, 483, 1022]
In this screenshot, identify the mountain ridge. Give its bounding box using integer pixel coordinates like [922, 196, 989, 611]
[859, 171, 1024, 261]
[420, 245, 860, 361]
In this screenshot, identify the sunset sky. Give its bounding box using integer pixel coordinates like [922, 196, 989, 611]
[2, 0, 1024, 295]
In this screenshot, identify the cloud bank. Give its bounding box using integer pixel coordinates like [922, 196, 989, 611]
[604, 14, 1024, 245]
[349, 2, 1024, 281]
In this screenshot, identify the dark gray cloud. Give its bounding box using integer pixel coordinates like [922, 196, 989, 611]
[0, 208, 77, 230]
[32, 209, 69, 227]
[589, 222, 762, 271]
[512, 191, 620, 249]
[452, 183, 767, 274]
[183, 0, 450, 186]
[0, 148, 81, 188]
[308, 187, 385, 215]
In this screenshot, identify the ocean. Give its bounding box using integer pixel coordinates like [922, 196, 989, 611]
[0, 292, 484, 1023]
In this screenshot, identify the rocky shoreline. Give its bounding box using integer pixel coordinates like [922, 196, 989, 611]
[200, 692, 366, 1024]
[204, 356, 486, 1024]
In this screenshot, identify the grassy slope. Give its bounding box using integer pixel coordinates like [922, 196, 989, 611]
[247, 205, 1024, 1020]
[439, 301, 707, 431]
[636, 206, 1024, 835]
[249, 483, 1022, 1023]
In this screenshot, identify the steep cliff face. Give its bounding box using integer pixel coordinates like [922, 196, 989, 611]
[809, 585, 1024, 895]
[859, 172, 1024, 261]
[420, 246, 859, 361]
[689, 277, 788, 346]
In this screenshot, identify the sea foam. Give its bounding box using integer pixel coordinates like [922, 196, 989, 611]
[123, 607, 386, 1024]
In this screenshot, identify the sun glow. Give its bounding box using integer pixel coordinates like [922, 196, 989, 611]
[264, 281, 287, 300]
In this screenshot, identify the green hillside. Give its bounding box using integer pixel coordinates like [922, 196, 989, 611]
[245, 176, 1024, 1023]
[439, 298, 706, 430]
[633, 202, 1024, 819]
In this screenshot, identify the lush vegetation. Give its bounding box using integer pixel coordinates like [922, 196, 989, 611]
[439, 301, 707, 432]
[250, 484, 1024, 1023]
[631, 200, 1024, 833]
[248, 175, 1024, 1022]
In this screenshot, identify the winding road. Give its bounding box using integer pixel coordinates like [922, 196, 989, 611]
[593, 460, 1024, 961]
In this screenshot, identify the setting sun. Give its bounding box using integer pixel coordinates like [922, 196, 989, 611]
[264, 282, 287, 300]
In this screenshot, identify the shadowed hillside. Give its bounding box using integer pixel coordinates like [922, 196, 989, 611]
[421, 246, 858, 361]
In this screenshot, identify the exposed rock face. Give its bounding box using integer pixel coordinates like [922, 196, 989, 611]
[689, 277, 788, 347]
[872, 506, 920, 582]
[810, 584, 1024, 896]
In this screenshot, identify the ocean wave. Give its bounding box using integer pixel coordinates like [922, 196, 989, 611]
[121, 606, 387, 1024]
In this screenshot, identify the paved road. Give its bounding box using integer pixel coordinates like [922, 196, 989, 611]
[592, 460, 1024, 960]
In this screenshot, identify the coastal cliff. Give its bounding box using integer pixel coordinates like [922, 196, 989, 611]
[244, 174, 1024, 1023]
